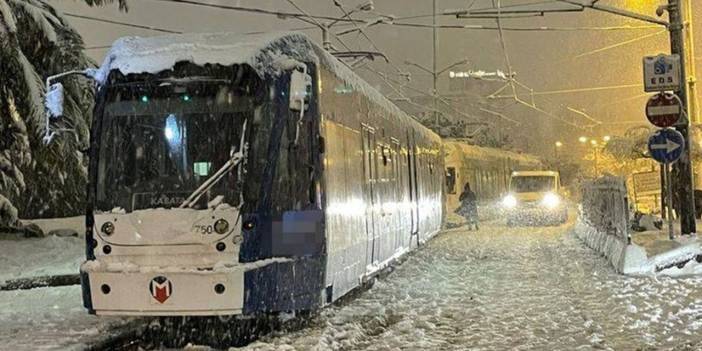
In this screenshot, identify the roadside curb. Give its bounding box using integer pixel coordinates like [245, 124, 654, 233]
[574, 219, 647, 274]
[0, 274, 80, 291]
[575, 218, 702, 275]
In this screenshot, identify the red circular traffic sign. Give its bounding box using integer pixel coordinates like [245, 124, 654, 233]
[646, 92, 681, 128]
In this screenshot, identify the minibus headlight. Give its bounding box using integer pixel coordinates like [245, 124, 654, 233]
[502, 195, 518, 208]
[542, 193, 560, 209]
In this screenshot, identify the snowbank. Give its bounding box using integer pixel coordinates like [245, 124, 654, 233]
[0, 285, 129, 350]
[20, 215, 84, 235]
[0, 234, 84, 283]
[575, 176, 702, 276]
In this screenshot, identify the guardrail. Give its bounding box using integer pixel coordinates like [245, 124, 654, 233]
[580, 175, 631, 244]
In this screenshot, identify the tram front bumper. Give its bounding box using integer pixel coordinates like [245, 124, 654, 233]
[81, 261, 244, 316]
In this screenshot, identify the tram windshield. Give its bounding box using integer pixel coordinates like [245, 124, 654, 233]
[96, 78, 260, 212]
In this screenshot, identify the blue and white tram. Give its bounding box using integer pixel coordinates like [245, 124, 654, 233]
[69, 32, 443, 316]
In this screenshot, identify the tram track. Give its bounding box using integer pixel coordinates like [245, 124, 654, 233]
[84, 313, 318, 350]
[0, 273, 80, 291]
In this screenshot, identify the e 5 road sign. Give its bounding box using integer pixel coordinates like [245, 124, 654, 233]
[643, 54, 681, 92]
[648, 128, 684, 164]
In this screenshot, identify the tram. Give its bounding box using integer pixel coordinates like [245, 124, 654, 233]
[443, 140, 542, 215]
[45, 32, 443, 315]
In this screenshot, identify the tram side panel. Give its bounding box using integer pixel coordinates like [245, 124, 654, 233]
[318, 66, 442, 303]
[318, 67, 369, 302]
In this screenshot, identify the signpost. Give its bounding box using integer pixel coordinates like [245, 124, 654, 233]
[646, 92, 682, 128]
[632, 171, 661, 213]
[643, 54, 681, 92]
[648, 128, 685, 239]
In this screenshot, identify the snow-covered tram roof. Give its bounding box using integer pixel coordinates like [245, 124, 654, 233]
[444, 139, 543, 166]
[96, 32, 317, 82]
[96, 31, 438, 143]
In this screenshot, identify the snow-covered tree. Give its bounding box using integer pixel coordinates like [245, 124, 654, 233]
[0, 0, 122, 228]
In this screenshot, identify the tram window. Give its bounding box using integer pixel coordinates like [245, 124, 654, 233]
[446, 167, 457, 194]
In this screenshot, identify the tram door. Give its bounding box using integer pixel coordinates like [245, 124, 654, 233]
[407, 130, 420, 245]
[362, 126, 379, 266]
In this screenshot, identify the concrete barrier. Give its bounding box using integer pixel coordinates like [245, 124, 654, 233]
[575, 176, 647, 274]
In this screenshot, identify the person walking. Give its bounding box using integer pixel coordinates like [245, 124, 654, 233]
[458, 182, 479, 230]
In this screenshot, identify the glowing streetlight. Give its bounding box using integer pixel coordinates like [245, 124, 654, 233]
[579, 136, 588, 143]
[590, 139, 598, 146]
[554, 141, 563, 159]
[603, 135, 611, 142]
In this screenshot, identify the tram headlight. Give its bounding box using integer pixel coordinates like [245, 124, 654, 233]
[541, 192, 561, 209]
[502, 194, 518, 208]
[214, 219, 229, 234]
[101, 221, 115, 236]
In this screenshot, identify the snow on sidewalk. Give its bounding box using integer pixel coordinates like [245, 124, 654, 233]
[1, 216, 85, 283]
[577, 218, 702, 276]
[0, 286, 129, 351]
[0, 233, 84, 284]
[0, 216, 131, 350]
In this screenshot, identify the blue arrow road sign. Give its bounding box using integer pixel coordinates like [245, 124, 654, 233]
[648, 128, 685, 164]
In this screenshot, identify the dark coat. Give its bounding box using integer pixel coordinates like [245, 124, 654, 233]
[457, 189, 478, 218]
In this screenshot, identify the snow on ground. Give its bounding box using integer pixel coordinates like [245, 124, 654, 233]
[0, 232, 84, 283]
[227, 218, 702, 351]
[7, 214, 702, 350]
[21, 215, 84, 235]
[0, 286, 130, 351]
[0, 216, 136, 351]
[0, 216, 84, 283]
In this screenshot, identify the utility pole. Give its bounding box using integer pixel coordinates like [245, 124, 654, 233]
[432, 0, 439, 127]
[668, 0, 697, 234]
[683, 0, 699, 125]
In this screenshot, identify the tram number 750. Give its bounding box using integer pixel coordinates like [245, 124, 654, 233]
[193, 225, 215, 235]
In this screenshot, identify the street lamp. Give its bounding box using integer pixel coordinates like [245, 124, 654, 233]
[590, 139, 600, 177]
[603, 135, 611, 142]
[554, 141, 563, 159]
[579, 136, 588, 143]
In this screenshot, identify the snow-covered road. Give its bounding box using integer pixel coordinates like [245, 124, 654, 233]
[0, 285, 133, 351]
[237, 220, 702, 351]
[0, 234, 134, 351]
[7, 219, 702, 350]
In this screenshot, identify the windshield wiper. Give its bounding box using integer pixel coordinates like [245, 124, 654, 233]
[179, 119, 248, 209]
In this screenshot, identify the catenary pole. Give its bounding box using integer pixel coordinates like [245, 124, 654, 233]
[683, 0, 699, 125]
[433, 0, 439, 126]
[668, 0, 697, 234]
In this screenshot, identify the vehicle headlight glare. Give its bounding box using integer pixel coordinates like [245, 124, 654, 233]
[542, 193, 560, 209]
[503, 195, 517, 208]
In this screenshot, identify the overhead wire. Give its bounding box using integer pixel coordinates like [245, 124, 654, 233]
[73, 0, 646, 130]
[490, 83, 643, 98]
[484, 0, 591, 129]
[63, 12, 182, 33]
[362, 66, 490, 124]
[332, 0, 407, 75]
[572, 29, 667, 58]
[148, 0, 365, 24]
